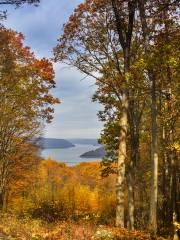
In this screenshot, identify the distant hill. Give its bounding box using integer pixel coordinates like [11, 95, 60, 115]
[37, 138, 75, 149]
[80, 147, 106, 158]
[68, 138, 100, 146]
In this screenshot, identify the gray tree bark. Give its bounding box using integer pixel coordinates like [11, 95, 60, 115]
[116, 92, 128, 227]
[138, 0, 159, 234]
[127, 165, 134, 230]
[111, 0, 136, 228]
[149, 76, 158, 234]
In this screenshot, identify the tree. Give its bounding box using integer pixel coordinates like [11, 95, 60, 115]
[110, 0, 138, 228]
[138, 0, 179, 234]
[0, 27, 59, 209]
[4, 143, 41, 211]
[54, 0, 138, 228]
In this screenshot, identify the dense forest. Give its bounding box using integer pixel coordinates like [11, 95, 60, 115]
[0, 0, 179, 240]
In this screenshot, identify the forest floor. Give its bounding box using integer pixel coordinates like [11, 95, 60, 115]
[0, 215, 170, 240]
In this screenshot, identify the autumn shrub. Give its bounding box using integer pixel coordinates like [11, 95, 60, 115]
[0, 214, 43, 239]
[98, 193, 116, 225]
[30, 200, 68, 222]
[0, 214, 96, 240]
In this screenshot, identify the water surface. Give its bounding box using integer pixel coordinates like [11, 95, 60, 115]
[41, 144, 100, 165]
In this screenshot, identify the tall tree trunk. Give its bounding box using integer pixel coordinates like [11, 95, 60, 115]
[127, 164, 134, 230]
[127, 96, 142, 230]
[128, 130, 139, 230]
[161, 123, 170, 229]
[116, 91, 128, 227]
[171, 150, 179, 234]
[138, 1, 159, 234]
[111, 0, 136, 227]
[149, 76, 158, 234]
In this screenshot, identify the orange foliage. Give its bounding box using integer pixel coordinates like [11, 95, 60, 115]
[7, 159, 116, 223]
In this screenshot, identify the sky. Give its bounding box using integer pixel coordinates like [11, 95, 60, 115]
[2, 0, 103, 139]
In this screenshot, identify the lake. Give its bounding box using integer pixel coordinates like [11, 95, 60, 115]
[41, 144, 100, 165]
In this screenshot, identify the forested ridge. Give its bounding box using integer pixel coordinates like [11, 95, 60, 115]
[0, 0, 180, 240]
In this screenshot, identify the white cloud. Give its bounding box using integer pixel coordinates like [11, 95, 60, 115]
[2, 0, 103, 139]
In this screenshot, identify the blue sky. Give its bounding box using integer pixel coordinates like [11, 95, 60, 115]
[2, 0, 103, 139]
